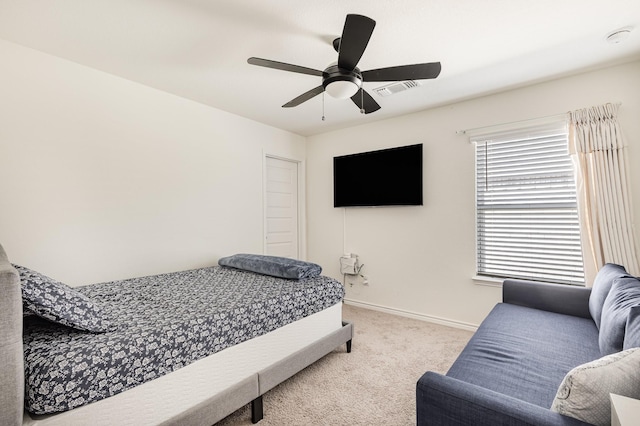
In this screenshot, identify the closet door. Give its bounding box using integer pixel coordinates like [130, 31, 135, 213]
[264, 156, 299, 258]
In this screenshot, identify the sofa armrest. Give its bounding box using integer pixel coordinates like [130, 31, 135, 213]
[417, 372, 592, 426]
[502, 279, 592, 319]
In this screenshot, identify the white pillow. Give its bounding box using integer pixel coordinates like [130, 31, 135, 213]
[551, 348, 640, 426]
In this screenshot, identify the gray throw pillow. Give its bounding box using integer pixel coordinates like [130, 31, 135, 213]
[14, 264, 114, 333]
[589, 263, 629, 329]
[551, 348, 640, 426]
[599, 276, 640, 355]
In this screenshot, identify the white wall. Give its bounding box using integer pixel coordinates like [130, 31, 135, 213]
[0, 39, 306, 286]
[307, 60, 640, 327]
[2, 38, 639, 327]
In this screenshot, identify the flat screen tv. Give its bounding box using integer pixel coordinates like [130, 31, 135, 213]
[333, 143, 423, 207]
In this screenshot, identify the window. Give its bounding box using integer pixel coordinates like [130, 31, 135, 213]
[473, 122, 585, 285]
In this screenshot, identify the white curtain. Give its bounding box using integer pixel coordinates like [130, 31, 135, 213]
[569, 103, 640, 286]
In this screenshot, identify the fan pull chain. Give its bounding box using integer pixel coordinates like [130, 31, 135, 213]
[322, 91, 325, 121]
[360, 87, 365, 114]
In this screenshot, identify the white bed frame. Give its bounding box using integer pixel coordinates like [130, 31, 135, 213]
[0, 244, 353, 426]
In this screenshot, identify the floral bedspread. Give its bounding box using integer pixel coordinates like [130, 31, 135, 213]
[23, 266, 344, 414]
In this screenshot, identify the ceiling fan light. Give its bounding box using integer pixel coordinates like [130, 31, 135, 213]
[325, 80, 360, 99]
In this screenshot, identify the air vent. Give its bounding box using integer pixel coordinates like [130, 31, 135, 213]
[372, 80, 422, 97]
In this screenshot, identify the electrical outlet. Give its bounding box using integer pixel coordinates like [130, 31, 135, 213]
[340, 254, 359, 275]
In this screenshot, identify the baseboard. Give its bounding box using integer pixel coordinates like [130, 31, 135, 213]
[343, 298, 478, 332]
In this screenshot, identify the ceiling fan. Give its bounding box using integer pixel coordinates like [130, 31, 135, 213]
[247, 14, 441, 114]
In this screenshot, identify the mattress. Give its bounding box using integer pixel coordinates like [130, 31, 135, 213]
[23, 266, 344, 415]
[23, 302, 344, 425]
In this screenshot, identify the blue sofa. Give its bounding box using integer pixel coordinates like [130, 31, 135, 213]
[417, 269, 640, 426]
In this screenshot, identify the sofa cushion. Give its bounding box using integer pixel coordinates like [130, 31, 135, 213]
[599, 276, 640, 355]
[551, 348, 640, 426]
[589, 263, 628, 329]
[446, 303, 601, 409]
[623, 305, 640, 350]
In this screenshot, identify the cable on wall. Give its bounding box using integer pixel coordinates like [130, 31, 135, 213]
[343, 208, 347, 255]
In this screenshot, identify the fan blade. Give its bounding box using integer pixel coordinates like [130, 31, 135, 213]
[350, 89, 381, 114]
[337, 14, 376, 71]
[362, 62, 442, 82]
[247, 57, 323, 77]
[282, 85, 325, 108]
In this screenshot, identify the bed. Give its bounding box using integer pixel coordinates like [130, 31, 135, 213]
[0, 245, 353, 426]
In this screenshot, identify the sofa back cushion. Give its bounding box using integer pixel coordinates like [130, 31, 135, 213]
[589, 263, 629, 329]
[599, 275, 640, 355]
[551, 347, 640, 426]
[623, 305, 640, 350]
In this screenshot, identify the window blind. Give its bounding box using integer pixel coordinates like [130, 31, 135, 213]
[473, 122, 585, 285]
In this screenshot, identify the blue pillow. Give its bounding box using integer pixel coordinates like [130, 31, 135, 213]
[589, 263, 629, 329]
[599, 276, 640, 355]
[218, 253, 322, 280]
[14, 264, 114, 333]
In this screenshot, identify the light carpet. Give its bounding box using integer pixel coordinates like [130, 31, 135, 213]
[216, 303, 473, 425]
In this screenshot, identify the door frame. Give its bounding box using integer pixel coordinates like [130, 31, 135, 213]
[263, 153, 306, 260]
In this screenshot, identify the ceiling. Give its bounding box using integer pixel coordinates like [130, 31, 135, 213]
[1, 0, 639, 136]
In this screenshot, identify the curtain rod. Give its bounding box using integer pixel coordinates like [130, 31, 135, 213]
[455, 102, 622, 136]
